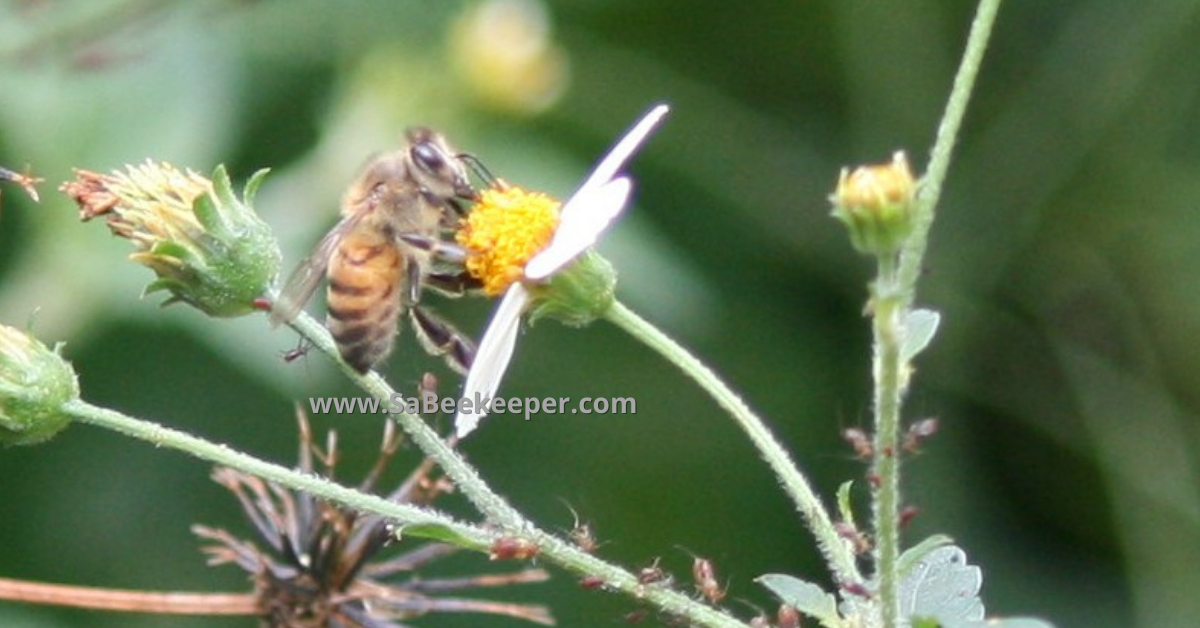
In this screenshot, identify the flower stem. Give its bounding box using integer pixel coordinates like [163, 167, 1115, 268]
[898, 0, 1003, 294]
[871, 2, 1002, 626]
[605, 300, 862, 587]
[281, 307, 754, 628]
[869, 267, 904, 628]
[68, 396, 749, 628]
[281, 305, 527, 529]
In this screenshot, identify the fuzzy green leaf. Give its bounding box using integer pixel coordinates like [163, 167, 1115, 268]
[901, 308, 941, 363]
[397, 522, 483, 550]
[900, 545, 984, 626]
[898, 534, 954, 577]
[836, 481, 856, 527]
[756, 573, 842, 628]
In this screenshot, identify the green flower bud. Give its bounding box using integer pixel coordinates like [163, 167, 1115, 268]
[830, 151, 917, 257]
[0, 325, 79, 446]
[63, 162, 281, 317]
[526, 250, 617, 327]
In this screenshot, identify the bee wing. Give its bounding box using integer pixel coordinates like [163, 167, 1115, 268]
[269, 213, 365, 327]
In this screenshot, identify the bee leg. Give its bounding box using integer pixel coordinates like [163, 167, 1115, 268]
[410, 306, 476, 374]
[399, 233, 469, 264]
[426, 270, 482, 297]
[444, 196, 473, 218]
[406, 258, 424, 304]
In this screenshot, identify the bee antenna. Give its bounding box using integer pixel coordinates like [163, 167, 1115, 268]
[457, 153, 496, 186]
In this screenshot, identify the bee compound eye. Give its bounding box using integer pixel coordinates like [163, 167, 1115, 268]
[411, 142, 448, 175]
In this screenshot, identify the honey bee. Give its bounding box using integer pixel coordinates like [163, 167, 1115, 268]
[270, 128, 480, 373]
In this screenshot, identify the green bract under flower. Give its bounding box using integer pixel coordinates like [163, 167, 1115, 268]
[0, 325, 78, 446]
[63, 162, 281, 317]
[526, 250, 616, 327]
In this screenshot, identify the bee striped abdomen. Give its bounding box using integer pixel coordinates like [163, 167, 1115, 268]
[326, 235, 405, 373]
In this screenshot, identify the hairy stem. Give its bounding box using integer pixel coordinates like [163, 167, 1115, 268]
[870, 267, 904, 628]
[872, 1, 1002, 625]
[898, 0, 1003, 295]
[281, 308, 754, 628]
[606, 300, 862, 587]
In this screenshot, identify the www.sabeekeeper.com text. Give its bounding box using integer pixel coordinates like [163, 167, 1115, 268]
[308, 393, 635, 419]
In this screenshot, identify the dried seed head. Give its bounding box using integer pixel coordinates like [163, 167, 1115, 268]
[195, 409, 552, 627]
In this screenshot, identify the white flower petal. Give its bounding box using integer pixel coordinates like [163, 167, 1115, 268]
[524, 177, 631, 280]
[455, 105, 670, 439]
[571, 103, 669, 206]
[454, 284, 531, 439]
[520, 104, 668, 281]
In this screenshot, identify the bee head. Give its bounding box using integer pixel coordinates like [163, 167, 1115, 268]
[405, 127, 477, 201]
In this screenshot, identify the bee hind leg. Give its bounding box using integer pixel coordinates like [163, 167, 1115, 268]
[410, 306, 476, 374]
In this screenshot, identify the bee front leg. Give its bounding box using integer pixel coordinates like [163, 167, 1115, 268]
[426, 270, 482, 297]
[410, 306, 476, 374]
[400, 233, 469, 264]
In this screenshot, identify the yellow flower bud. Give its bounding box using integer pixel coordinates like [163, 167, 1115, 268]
[830, 151, 917, 256]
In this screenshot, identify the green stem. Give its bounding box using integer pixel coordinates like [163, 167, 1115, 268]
[897, 0, 1003, 295]
[283, 308, 753, 628]
[67, 395, 749, 628]
[869, 274, 904, 628]
[284, 307, 525, 529]
[605, 300, 862, 587]
[872, 2, 1002, 626]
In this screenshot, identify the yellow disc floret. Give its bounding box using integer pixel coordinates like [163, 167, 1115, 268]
[457, 184, 561, 296]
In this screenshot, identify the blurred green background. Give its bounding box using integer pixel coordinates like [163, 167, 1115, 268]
[2, 1, 1199, 627]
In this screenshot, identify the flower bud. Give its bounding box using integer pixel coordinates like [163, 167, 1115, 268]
[63, 162, 281, 317]
[830, 151, 917, 256]
[526, 250, 616, 327]
[0, 325, 79, 446]
[449, 0, 569, 114]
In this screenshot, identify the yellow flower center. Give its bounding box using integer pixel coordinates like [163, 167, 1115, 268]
[456, 184, 561, 296]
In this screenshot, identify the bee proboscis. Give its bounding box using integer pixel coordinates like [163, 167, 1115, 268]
[270, 128, 480, 374]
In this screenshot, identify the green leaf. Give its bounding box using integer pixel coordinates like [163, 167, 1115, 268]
[756, 573, 842, 628]
[900, 545, 983, 626]
[901, 308, 941, 363]
[836, 480, 856, 527]
[898, 534, 954, 577]
[397, 522, 484, 550]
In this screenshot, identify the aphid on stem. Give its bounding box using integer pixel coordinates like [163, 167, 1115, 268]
[559, 500, 600, 553]
[903, 417, 940, 454]
[841, 427, 873, 459]
[489, 536, 540, 561]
